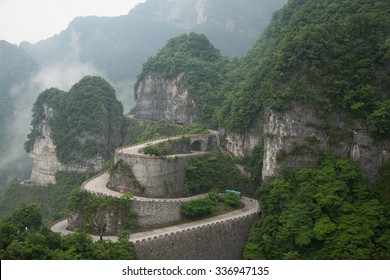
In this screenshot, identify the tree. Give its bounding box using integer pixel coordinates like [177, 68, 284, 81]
[93, 211, 107, 242]
[367, 100, 390, 137]
[8, 203, 42, 232]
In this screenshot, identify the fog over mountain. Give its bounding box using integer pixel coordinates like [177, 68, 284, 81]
[20, 0, 287, 109]
[0, 0, 287, 188]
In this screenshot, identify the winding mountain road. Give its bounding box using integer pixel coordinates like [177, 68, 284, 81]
[51, 134, 260, 242]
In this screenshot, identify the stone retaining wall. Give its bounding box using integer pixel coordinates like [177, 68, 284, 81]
[133, 212, 257, 260]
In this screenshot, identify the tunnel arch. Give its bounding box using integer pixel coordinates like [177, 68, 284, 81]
[190, 139, 206, 152]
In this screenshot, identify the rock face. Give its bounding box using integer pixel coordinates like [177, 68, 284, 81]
[132, 0, 287, 40]
[223, 104, 390, 185]
[151, 0, 208, 29]
[262, 105, 390, 184]
[133, 72, 198, 124]
[222, 120, 261, 157]
[28, 105, 104, 185]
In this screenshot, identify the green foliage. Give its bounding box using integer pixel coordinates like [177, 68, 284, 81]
[66, 189, 138, 234]
[0, 206, 137, 260]
[124, 118, 207, 146]
[177, 123, 208, 135]
[124, 119, 175, 144]
[184, 151, 251, 196]
[7, 204, 42, 232]
[0, 172, 95, 224]
[180, 197, 214, 219]
[244, 156, 390, 260]
[135, 33, 231, 123]
[24, 76, 124, 164]
[140, 137, 191, 156]
[208, 188, 224, 204]
[223, 192, 241, 208]
[375, 162, 390, 202]
[141, 141, 173, 157]
[135, 33, 221, 83]
[93, 237, 137, 260]
[108, 159, 133, 177]
[367, 100, 390, 137]
[181, 189, 242, 220]
[218, 0, 390, 133]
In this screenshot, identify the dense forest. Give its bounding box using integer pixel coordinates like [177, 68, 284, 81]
[245, 157, 390, 259]
[217, 0, 390, 135]
[235, 0, 389, 260]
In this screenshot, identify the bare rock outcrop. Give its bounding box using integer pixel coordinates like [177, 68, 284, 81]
[133, 72, 198, 125]
[222, 103, 390, 185]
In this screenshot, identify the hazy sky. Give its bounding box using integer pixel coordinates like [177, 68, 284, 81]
[0, 0, 145, 45]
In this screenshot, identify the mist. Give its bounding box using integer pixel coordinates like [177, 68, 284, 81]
[0, 53, 104, 187]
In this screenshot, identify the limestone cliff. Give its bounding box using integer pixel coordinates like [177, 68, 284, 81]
[28, 105, 104, 185]
[223, 104, 390, 185]
[133, 72, 198, 125]
[262, 104, 390, 184]
[131, 0, 287, 41]
[222, 120, 261, 157]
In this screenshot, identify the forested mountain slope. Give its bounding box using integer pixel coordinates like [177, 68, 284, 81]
[217, 0, 389, 134]
[131, 0, 390, 260]
[19, 0, 287, 108]
[218, 0, 390, 260]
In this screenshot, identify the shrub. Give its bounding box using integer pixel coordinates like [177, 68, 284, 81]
[223, 192, 241, 207]
[208, 188, 223, 204]
[180, 198, 214, 219]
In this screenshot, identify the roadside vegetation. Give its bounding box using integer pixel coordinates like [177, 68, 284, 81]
[0, 204, 137, 260]
[184, 151, 252, 196]
[140, 137, 191, 157]
[180, 189, 241, 220]
[124, 118, 207, 145]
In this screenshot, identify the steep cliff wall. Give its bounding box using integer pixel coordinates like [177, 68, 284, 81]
[133, 72, 197, 124]
[220, 104, 389, 185]
[222, 120, 261, 157]
[261, 104, 390, 184]
[226, 104, 390, 183]
[28, 105, 104, 185]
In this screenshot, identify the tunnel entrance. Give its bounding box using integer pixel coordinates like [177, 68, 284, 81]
[191, 140, 204, 152]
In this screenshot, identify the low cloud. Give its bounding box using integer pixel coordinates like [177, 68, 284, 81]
[0, 56, 103, 172]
